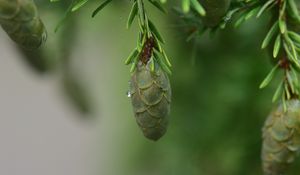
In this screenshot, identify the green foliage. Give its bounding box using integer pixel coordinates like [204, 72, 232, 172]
[181, 0, 206, 16]
[175, 0, 300, 106]
[257, 0, 300, 107]
[92, 0, 112, 17]
[124, 0, 171, 75]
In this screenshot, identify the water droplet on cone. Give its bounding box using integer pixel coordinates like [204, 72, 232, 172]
[126, 91, 131, 98]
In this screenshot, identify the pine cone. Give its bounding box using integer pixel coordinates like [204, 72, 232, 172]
[262, 99, 300, 175]
[129, 62, 171, 141]
[0, 0, 47, 50]
[198, 0, 230, 27]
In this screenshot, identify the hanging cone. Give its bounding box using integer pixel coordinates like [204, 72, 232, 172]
[262, 99, 300, 175]
[129, 62, 171, 141]
[0, 0, 47, 50]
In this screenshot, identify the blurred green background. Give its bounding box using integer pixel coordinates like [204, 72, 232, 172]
[2, 1, 300, 175]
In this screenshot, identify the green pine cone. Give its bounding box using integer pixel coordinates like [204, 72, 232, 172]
[129, 63, 171, 141]
[0, 0, 47, 50]
[262, 99, 300, 175]
[198, 0, 230, 27]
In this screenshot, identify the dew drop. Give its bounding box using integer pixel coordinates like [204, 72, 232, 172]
[126, 91, 132, 98]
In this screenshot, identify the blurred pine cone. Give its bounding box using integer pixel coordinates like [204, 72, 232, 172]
[0, 0, 47, 50]
[63, 74, 93, 115]
[198, 0, 230, 27]
[129, 63, 171, 141]
[262, 99, 300, 175]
